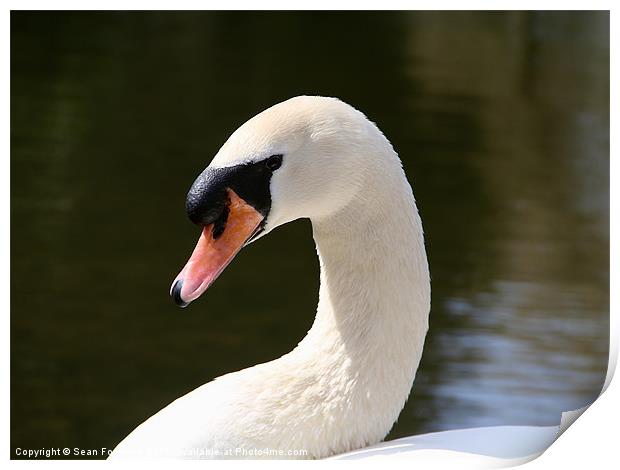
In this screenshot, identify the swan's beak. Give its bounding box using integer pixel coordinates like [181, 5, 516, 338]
[170, 189, 264, 308]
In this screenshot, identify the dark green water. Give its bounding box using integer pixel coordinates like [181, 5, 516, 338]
[11, 11, 609, 458]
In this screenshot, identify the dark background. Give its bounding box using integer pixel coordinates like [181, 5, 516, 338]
[11, 11, 609, 459]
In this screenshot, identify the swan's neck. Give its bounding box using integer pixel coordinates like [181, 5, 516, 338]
[286, 154, 431, 454]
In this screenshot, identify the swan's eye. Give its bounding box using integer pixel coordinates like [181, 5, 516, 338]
[265, 154, 283, 171]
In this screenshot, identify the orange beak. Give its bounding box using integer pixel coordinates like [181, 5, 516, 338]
[170, 189, 264, 307]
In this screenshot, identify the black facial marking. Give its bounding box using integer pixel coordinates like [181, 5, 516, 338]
[211, 203, 229, 240]
[186, 156, 281, 229]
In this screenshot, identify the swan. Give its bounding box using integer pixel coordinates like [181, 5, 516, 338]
[110, 95, 431, 459]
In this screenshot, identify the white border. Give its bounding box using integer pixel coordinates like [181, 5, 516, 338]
[3, 3, 615, 469]
[3, 1, 617, 11]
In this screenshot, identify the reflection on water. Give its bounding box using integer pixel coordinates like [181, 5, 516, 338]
[11, 11, 609, 457]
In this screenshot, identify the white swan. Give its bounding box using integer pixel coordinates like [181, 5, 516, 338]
[110, 95, 430, 459]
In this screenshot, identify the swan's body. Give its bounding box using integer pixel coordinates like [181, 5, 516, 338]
[110, 96, 430, 459]
[331, 425, 561, 465]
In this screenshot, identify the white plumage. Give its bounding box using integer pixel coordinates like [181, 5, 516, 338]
[110, 96, 431, 459]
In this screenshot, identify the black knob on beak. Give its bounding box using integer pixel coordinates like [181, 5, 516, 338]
[186, 167, 232, 227]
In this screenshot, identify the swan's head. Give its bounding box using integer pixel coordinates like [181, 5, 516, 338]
[171, 96, 387, 307]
